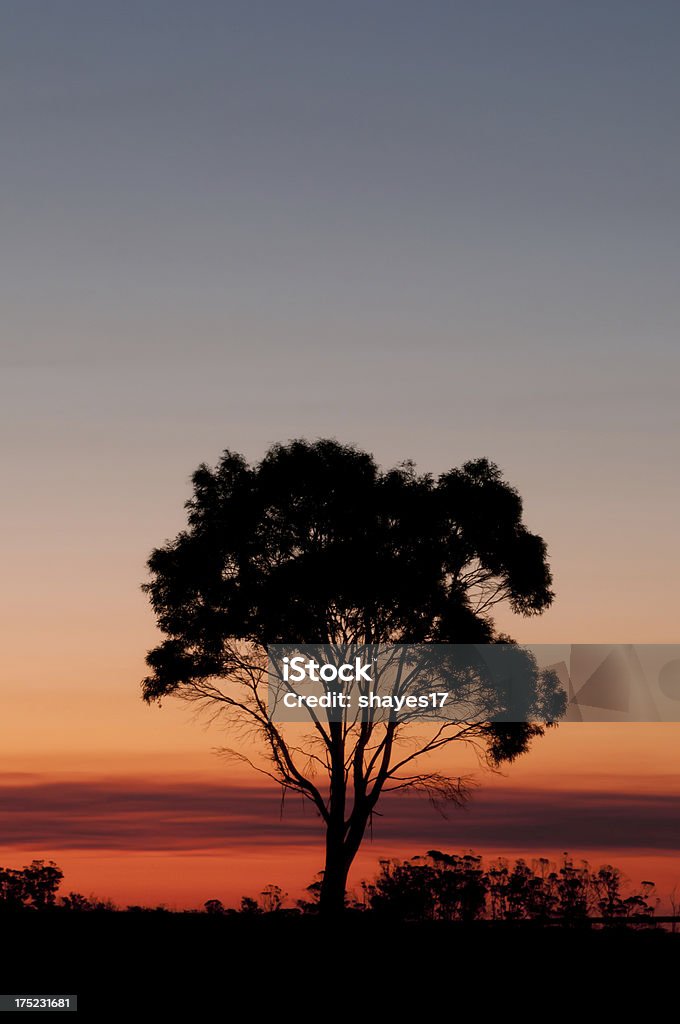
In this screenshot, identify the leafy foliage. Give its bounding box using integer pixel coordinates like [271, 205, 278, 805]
[143, 441, 554, 701]
[0, 860, 63, 910]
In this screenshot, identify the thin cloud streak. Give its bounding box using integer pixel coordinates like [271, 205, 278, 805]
[1, 775, 680, 853]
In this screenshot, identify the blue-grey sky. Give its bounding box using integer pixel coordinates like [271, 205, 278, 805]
[1, 0, 679, 690]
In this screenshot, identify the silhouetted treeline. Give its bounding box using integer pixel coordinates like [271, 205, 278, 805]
[360, 852, 658, 923]
[0, 853, 659, 925]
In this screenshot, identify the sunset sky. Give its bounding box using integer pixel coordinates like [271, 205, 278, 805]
[2, 1, 680, 909]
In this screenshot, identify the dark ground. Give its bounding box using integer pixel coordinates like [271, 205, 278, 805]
[0, 913, 675, 1017]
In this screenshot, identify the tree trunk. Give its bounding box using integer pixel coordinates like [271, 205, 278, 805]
[318, 715, 386, 916]
[319, 803, 372, 916]
[319, 833, 351, 916]
[319, 720, 349, 917]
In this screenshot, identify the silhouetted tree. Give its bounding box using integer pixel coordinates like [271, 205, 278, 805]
[204, 898, 226, 915]
[428, 850, 488, 922]
[367, 857, 439, 921]
[296, 874, 324, 913]
[0, 860, 63, 911]
[260, 884, 286, 913]
[501, 856, 561, 921]
[142, 439, 560, 914]
[590, 866, 657, 923]
[556, 856, 591, 925]
[0, 866, 27, 910]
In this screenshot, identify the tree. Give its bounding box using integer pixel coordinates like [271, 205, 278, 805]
[203, 898, 226, 915]
[142, 438, 561, 915]
[260, 884, 286, 913]
[0, 860, 63, 910]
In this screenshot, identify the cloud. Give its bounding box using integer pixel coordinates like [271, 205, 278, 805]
[1, 774, 680, 854]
